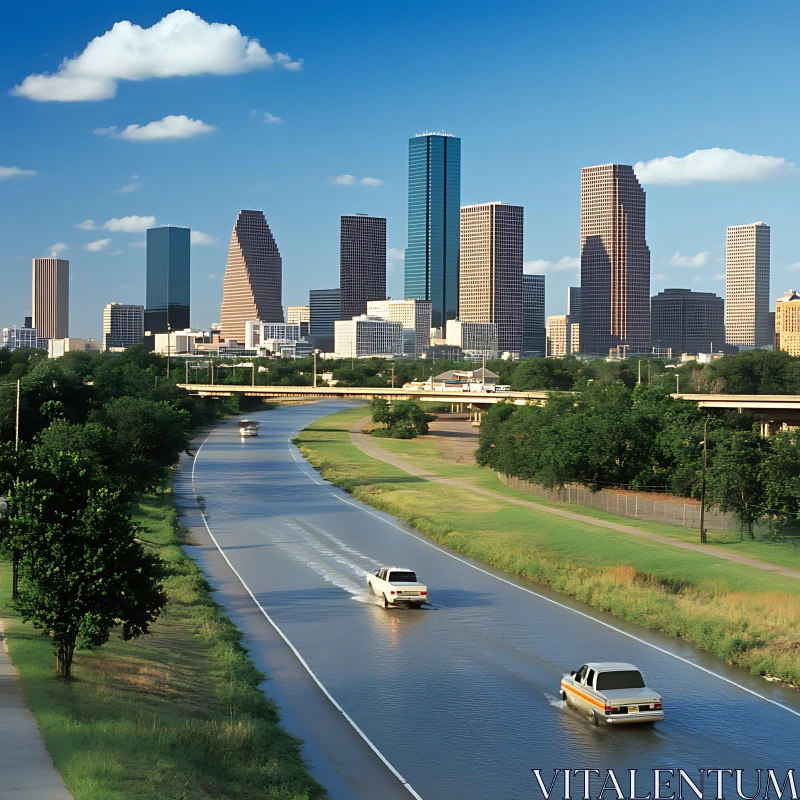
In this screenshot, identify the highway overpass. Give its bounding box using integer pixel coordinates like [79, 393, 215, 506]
[177, 383, 552, 414]
[674, 393, 800, 434]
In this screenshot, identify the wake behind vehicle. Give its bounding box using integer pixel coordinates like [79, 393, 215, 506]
[239, 419, 260, 437]
[560, 662, 663, 725]
[368, 567, 428, 608]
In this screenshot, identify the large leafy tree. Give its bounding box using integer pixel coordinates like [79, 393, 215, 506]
[7, 443, 165, 678]
[370, 398, 434, 439]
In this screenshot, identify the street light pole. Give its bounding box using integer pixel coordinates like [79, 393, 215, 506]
[15, 378, 20, 451]
[313, 350, 318, 388]
[700, 417, 708, 544]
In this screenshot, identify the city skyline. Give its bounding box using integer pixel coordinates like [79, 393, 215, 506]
[1, 3, 799, 339]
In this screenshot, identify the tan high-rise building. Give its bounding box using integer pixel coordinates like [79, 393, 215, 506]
[775, 290, 800, 356]
[287, 305, 310, 325]
[459, 202, 523, 353]
[580, 164, 650, 355]
[220, 210, 283, 342]
[547, 315, 569, 357]
[725, 222, 771, 348]
[32, 258, 69, 339]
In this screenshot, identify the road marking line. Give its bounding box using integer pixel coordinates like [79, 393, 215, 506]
[288, 432, 800, 721]
[192, 425, 424, 800]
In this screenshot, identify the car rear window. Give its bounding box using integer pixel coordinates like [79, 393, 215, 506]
[595, 670, 645, 690]
[389, 571, 417, 583]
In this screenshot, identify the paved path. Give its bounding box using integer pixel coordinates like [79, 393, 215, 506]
[0, 620, 72, 799]
[349, 420, 800, 582]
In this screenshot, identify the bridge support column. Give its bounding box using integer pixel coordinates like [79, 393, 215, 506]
[761, 421, 774, 438]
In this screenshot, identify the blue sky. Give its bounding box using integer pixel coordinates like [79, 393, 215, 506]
[1, 0, 799, 338]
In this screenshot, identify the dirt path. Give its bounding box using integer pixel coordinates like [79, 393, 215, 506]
[0, 620, 72, 799]
[349, 420, 800, 581]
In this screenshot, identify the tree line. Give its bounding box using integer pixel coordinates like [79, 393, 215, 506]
[476, 377, 800, 535]
[0, 346, 257, 677]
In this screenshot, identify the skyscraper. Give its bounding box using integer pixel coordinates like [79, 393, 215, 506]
[650, 288, 725, 355]
[406, 132, 461, 329]
[522, 274, 546, 356]
[309, 288, 340, 352]
[340, 215, 386, 319]
[725, 222, 771, 348]
[220, 210, 283, 342]
[144, 227, 190, 334]
[775, 290, 800, 356]
[103, 303, 144, 351]
[459, 202, 523, 353]
[546, 315, 569, 357]
[32, 258, 69, 339]
[580, 164, 650, 356]
[568, 286, 581, 319]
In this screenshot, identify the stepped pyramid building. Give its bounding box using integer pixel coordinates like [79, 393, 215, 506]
[221, 210, 283, 342]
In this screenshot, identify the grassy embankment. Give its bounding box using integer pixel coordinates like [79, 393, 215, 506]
[0, 491, 324, 800]
[295, 407, 800, 686]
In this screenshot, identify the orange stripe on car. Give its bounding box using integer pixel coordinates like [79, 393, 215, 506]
[561, 681, 606, 710]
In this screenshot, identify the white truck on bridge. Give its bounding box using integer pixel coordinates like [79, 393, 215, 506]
[367, 567, 428, 608]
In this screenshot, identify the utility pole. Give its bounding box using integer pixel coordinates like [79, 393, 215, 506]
[638, 360, 641, 384]
[252, 363, 255, 387]
[676, 374, 680, 394]
[700, 417, 708, 544]
[313, 350, 318, 388]
[166, 322, 172, 380]
[15, 379, 20, 451]
[185, 360, 189, 385]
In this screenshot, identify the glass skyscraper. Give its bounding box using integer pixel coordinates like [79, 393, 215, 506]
[145, 226, 190, 334]
[405, 133, 461, 330]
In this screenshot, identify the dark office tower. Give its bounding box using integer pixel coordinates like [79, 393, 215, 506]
[568, 286, 581, 320]
[580, 164, 650, 356]
[309, 288, 341, 352]
[144, 226, 190, 334]
[650, 288, 725, 355]
[522, 274, 546, 356]
[340, 214, 387, 319]
[221, 210, 283, 342]
[406, 132, 461, 329]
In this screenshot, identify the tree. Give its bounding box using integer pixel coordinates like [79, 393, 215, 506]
[370, 398, 433, 438]
[511, 358, 574, 391]
[7, 444, 166, 677]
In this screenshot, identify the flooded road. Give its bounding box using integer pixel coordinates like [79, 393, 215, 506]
[186, 402, 800, 799]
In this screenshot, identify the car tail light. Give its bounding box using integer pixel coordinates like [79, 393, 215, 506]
[390, 591, 396, 595]
[653, 702, 662, 710]
[420, 591, 427, 596]
[605, 705, 620, 715]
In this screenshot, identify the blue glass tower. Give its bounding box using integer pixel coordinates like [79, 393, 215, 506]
[405, 133, 461, 330]
[144, 226, 191, 333]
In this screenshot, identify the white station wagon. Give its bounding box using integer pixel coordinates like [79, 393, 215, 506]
[560, 662, 664, 725]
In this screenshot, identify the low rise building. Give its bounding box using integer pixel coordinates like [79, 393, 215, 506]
[334, 315, 403, 358]
[366, 298, 431, 356]
[445, 320, 498, 355]
[1, 324, 48, 352]
[244, 321, 303, 350]
[49, 338, 100, 358]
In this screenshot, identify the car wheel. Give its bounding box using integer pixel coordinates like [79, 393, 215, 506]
[559, 690, 566, 703]
[589, 710, 599, 726]
[383, 594, 390, 608]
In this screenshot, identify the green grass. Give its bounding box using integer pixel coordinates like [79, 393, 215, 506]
[297, 408, 800, 686]
[356, 412, 800, 572]
[0, 492, 324, 800]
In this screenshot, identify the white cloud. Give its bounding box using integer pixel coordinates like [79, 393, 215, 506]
[104, 215, 155, 232]
[263, 112, 283, 123]
[93, 126, 117, 135]
[208, 273, 219, 280]
[191, 230, 217, 245]
[635, 148, 798, 186]
[85, 238, 111, 252]
[47, 242, 68, 256]
[0, 165, 37, 180]
[96, 115, 216, 141]
[785, 262, 800, 272]
[360, 177, 383, 187]
[524, 256, 579, 274]
[331, 174, 356, 186]
[668, 250, 710, 268]
[114, 177, 141, 193]
[11, 10, 302, 102]
[75, 219, 97, 230]
[654, 273, 667, 280]
[109, 250, 123, 255]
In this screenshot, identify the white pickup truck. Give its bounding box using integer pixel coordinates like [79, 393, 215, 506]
[367, 567, 428, 608]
